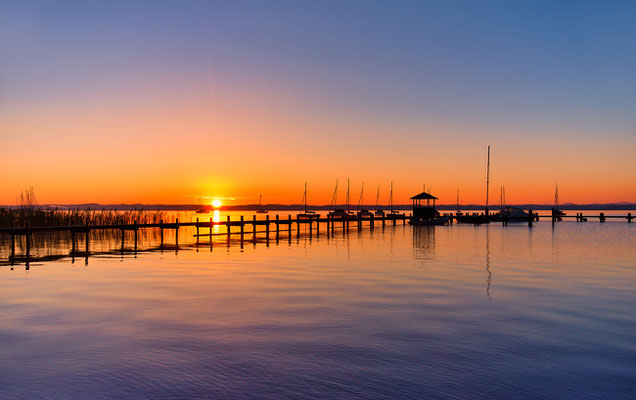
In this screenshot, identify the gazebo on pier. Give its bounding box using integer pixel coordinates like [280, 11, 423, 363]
[410, 192, 439, 220]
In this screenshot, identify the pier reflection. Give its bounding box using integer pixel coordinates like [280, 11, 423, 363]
[0, 228, 178, 267]
[412, 225, 436, 261]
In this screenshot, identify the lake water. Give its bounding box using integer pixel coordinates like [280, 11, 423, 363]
[0, 216, 634, 399]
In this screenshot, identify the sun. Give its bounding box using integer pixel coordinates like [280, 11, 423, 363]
[212, 199, 222, 208]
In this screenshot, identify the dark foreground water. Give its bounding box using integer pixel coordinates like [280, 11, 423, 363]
[0, 221, 634, 399]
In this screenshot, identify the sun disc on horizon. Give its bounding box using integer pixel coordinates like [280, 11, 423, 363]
[212, 199, 222, 208]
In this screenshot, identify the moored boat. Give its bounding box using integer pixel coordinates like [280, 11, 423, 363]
[374, 186, 385, 216]
[298, 182, 320, 219]
[552, 183, 566, 219]
[256, 194, 268, 213]
[328, 178, 354, 218]
[455, 213, 490, 224]
[356, 182, 373, 217]
[195, 197, 210, 214]
[490, 206, 529, 222]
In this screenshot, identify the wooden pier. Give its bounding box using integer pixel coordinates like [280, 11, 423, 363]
[442, 211, 633, 226]
[1, 210, 632, 266]
[0, 213, 409, 265]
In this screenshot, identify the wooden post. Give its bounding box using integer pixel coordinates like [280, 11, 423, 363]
[25, 221, 31, 261]
[288, 215, 292, 236]
[253, 215, 257, 243]
[309, 219, 313, 238]
[234, 216, 240, 243]
[10, 232, 15, 263]
[276, 215, 280, 240]
[600, 212, 606, 222]
[160, 219, 164, 249]
[551, 208, 556, 226]
[85, 223, 90, 255]
[330, 215, 335, 234]
[134, 221, 138, 254]
[358, 213, 362, 229]
[528, 210, 533, 227]
[628, 212, 632, 223]
[196, 217, 200, 245]
[392, 214, 396, 226]
[296, 216, 300, 238]
[382, 215, 386, 227]
[316, 217, 319, 237]
[121, 228, 125, 253]
[227, 216, 231, 242]
[370, 214, 374, 229]
[209, 217, 214, 249]
[266, 215, 270, 242]
[175, 218, 179, 249]
[288, 215, 292, 243]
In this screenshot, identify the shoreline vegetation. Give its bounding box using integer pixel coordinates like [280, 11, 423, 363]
[0, 207, 166, 228]
[1, 188, 166, 228]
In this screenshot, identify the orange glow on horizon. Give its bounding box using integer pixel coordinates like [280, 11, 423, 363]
[2, 81, 634, 206]
[212, 199, 222, 208]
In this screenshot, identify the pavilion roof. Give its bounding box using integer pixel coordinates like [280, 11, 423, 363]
[410, 191, 438, 200]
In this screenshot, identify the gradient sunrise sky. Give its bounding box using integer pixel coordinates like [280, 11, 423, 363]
[2, 1, 635, 206]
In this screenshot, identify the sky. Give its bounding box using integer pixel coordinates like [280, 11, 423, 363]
[1, 0, 635, 206]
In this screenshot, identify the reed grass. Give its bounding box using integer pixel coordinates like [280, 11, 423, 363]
[0, 207, 166, 228]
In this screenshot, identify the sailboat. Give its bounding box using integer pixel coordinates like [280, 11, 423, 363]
[455, 189, 464, 218]
[357, 183, 373, 217]
[455, 147, 491, 224]
[374, 186, 385, 217]
[298, 182, 320, 219]
[256, 194, 268, 213]
[490, 186, 531, 222]
[195, 197, 210, 214]
[328, 178, 354, 218]
[552, 183, 566, 219]
[388, 181, 401, 215]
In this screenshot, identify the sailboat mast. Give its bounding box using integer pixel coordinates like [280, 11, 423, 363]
[390, 182, 393, 212]
[330, 179, 338, 211]
[456, 189, 460, 212]
[358, 183, 364, 210]
[303, 182, 307, 212]
[485, 145, 490, 216]
[346, 178, 350, 212]
[376, 186, 380, 210]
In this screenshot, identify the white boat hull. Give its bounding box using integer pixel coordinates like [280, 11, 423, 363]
[409, 216, 450, 226]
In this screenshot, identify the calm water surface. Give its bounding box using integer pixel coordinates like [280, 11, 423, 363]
[0, 221, 634, 399]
